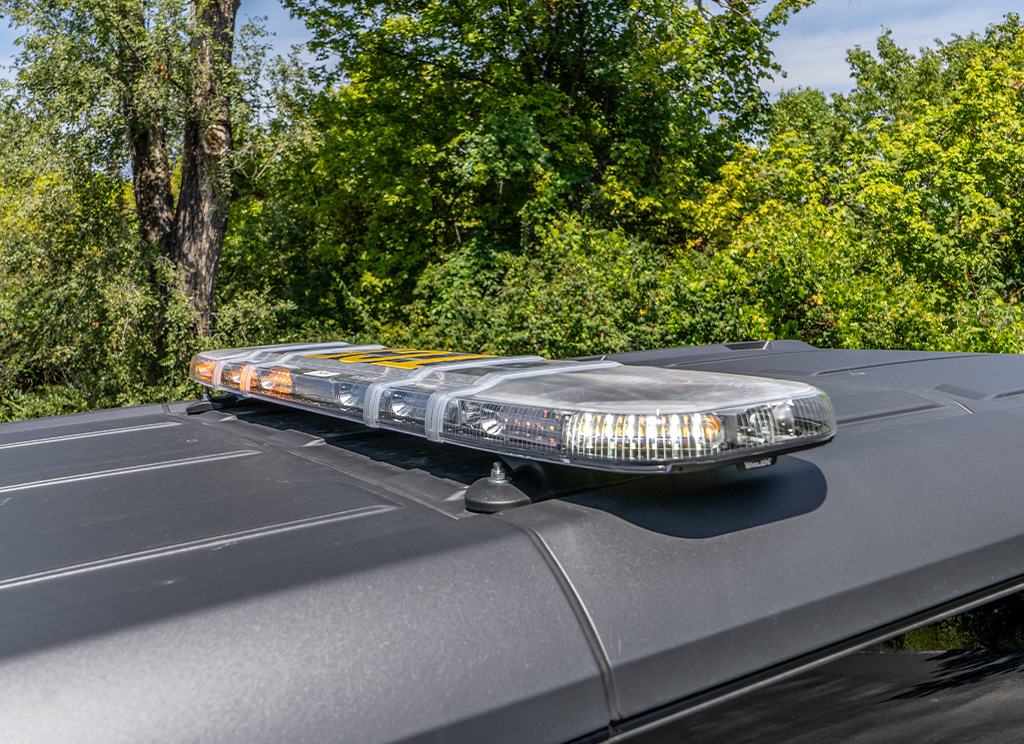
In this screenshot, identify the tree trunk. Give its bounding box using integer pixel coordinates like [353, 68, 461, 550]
[127, 109, 176, 257]
[170, 0, 241, 337]
[122, 9, 176, 258]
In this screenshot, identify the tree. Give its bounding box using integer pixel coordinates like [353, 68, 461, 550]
[1, 0, 245, 335]
[251, 0, 808, 334]
[0, 96, 200, 420]
[672, 14, 1024, 353]
[396, 14, 1024, 357]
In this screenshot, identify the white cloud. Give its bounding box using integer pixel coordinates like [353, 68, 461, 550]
[766, 0, 1021, 95]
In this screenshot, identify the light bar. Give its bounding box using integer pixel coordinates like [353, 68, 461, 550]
[189, 344, 835, 473]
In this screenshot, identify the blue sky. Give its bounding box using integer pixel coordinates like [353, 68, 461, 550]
[0, 0, 310, 77]
[1, 0, 1021, 94]
[767, 0, 1022, 94]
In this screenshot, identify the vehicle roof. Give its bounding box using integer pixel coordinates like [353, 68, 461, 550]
[3, 342, 1024, 743]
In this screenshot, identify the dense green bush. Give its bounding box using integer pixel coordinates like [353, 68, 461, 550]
[364, 15, 1024, 358]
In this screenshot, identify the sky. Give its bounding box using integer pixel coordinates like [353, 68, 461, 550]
[0, 0, 310, 78]
[0, 0, 1021, 94]
[766, 0, 1022, 95]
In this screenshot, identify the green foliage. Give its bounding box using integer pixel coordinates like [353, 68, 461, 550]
[395, 13, 1024, 357]
[0, 0, 267, 167]
[7, 6, 1024, 429]
[885, 593, 1024, 652]
[954, 594, 1024, 651]
[0, 107, 191, 419]
[0, 99, 282, 421]
[406, 216, 677, 356]
[668, 14, 1024, 354]
[883, 621, 978, 652]
[212, 11, 1024, 363]
[257, 0, 803, 328]
[217, 55, 385, 341]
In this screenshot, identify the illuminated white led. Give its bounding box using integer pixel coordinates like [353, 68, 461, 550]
[189, 343, 836, 473]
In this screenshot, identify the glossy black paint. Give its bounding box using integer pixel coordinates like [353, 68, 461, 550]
[624, 649, 1024, 744]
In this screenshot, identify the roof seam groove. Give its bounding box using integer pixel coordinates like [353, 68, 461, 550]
[499, 516, 623, 724]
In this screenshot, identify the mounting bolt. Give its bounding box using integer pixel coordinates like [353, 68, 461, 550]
[488, 461, 508, 485]
[466, 460, 529, 513]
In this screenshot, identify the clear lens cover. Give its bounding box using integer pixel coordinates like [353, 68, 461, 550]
[189, 344, 835, 473]
[437, 366, 834, 471]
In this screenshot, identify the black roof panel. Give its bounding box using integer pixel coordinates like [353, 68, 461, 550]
[4, 345, 1024, 742]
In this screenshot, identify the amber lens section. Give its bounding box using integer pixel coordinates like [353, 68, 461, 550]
[190, 356, 216, 384]
[220, 362, 247, 390]
[254, 367, 294, 396]
[703, 414, 722, 441]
